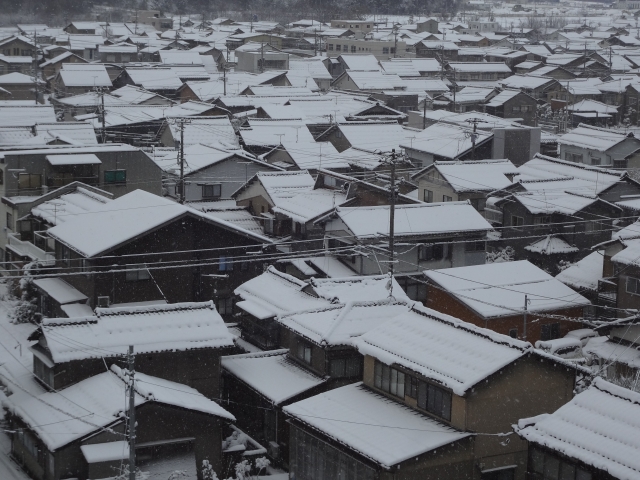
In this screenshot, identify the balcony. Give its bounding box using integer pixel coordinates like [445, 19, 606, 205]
[7, 233, 55, 266]
[483, 208, 503, 225]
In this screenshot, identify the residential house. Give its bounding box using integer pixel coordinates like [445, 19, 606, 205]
[484, 89, 538, 126]
[39, 52, 87, 80]
[237, 119, 315, 155]
[432, 86, 499, 113]
[445, 62, 512, 82]
[515, 378, 640, 480]
[152, 144, 281, 202]
[402, 122, 494, 167]
[566, 99, 619, 127]
[234, 43, 289, 73]
[0, 36, 35, 57]
[498, 75, 562, 101]
[0, 72, 42, 101]
[6, 365, 235, 480]
[98, 43, 139, 64]
[284, 302, 579, 480]
[28, 301, 234, 398]
[0, 55, 34, 76]
[415, 40, 459, 61]
[558, 124, 640, 168]
[318, 202, 493, 282]
[528, 64, 577, 80]
[158, 115, 239, 150]
[40, 190, 273, 314]
[51, 64, 112, 98]
[424, 260, 591, 342]
[316, 121, 417, 153]
[331, 70, 405, 93]
[412, 159, 516, 215]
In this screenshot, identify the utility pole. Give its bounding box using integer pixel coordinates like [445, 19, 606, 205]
[260, 42, 265, 73]
[127, 345, 136, 480]
[465, 118, 481, 160]
[522, 295, 528, 342]
[176, 118, 191, 204]
[223, 66, 227, 96]
[33, 30, 38, 104]
[100, 88, 106, 143]
[388, 149, 397, 297]
[422, 93, 427, 129]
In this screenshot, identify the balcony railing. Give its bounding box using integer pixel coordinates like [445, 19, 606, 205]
[483, 208, 503, 224]
[7, 233, 55, 265]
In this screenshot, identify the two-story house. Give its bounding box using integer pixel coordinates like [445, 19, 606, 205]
[284, 302, 579, 480]
[515, 378, 639, 480]
[558, 124, 640, 168]
[39, 190, 273, 317]
[424, 260, 592, 342]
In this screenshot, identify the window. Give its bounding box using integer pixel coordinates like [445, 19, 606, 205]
[390, 47, 396, 54]
[336, 44, 341, 51]
[330, 357, 362, 377]
[540, 323, 560, 341]
[511, 215, 524, 227]
[443, 195, 452, 202]
[423, 189, 433, 203]
[565, 152, 583, 163]
[470, 198, 486, 211]
[405, 375, 418, 398]
[614, 159, 628, 169]
[591, 156, 601, 166]
[125, 265, 150, 282]
[297, 341, 312, 364]
[121, 54, 130, 62]
[383, 47, 390, 54]
[465, 241, 485, 252]
[626, 276, 640, 295]
[530, 446, 592, 480]
[60, 244, 70, 266]
[374, 360, 405, 398]
[202, 184, 221, 199]
[328, 43, 334, 51]
[417, 380, 452, 420]
[106, 54, 116, 62]
[104, 170, 126, 184]
[351, 46, 356, 53]
[18, 173, 41, 190]
[218, 297, 233, 315]
[420, 244, 444, 261]
[533, 215, 551, 228]
[219, 255, 233, 271]
[6, 212, 12, 230]
[80, 258, 90, 274]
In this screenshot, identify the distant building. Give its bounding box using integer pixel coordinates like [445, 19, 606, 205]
[234, 43, 289, 73]
[465, 20, 501, 33]
[327, 38, 410, 60]
[330, 19, 375, 33]
[130, 9, 173, 31]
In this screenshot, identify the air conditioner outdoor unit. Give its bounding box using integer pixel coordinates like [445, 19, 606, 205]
[97, 296, 110, 308]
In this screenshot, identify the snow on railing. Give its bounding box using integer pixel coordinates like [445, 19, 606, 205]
[7, 233, 55, 265]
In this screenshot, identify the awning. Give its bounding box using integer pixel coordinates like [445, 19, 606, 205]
[46, 154, 102, 166]
[61, 303, 94, 318]
[33, 277, 88, 304]
[81, 441, 130, 464]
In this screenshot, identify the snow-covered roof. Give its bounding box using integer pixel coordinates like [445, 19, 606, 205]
[509, 191, 605, 216]
[524, 235, 579, 255]
[234, 266, 329, 320]
[239, 119, 315, 147]
[166, 116, 238, 148]
[48, 189, 270, 258]
[485, 89, 528, 107]
[327, 202, 492, 240]
[0, 105, 56, 127]
[336, 122, 417, 152]
[39, 301, 234, 363]
[275, 141, 347, 170]
[58, 64, 112, 87]
[32, 277, 88, 305]
[309, 275, 409, 303]
[611, 238, 640, 267]
[416, 159, 516, 192]
[556, 250, 604, 292]
[222, 350, 326, 404]
[338, 54, 381, 71]
[558, 124, 635, 152]
[567, 99, 618, 114]
[403, 122, 493, 160]
[498, 74, 557, 90]
[0, 72, 38, 85]
[81, 441, 129, 463]
[151, 144, 247, 175]
[355, 303, 529, 395]
[284, 383, 469, 468]
[515, 378, 640, 480]
[3, 365, 234, 451]
[380, 58, 441, 77]
[277, 299, 413, 347]
[31, 186, 111, 226]
[424, 260, 590, 319]
[340, 71, 404, 90]
[272, 187, 347, 223]
[448, 62, 512, 73]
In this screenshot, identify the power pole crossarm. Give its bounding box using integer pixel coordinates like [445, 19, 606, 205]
[128, 345, 136, 480]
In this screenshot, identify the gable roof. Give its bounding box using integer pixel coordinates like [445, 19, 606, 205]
[413, 159, 516, 192]
[47, 189, 271, 257]
[222, 350, 326, 405]
[515, 378, 640, 480]
[326, 202, 492, 239]
[558, 124, 636, 152]
[277, 299, 412, 347]
[355, 302, 530, 396]
[284, 383, 470, 468]
[337, 54, 381, 71]
[4, 364, 234, 451]
[58, 64, 112, 87]
[38, 301, 234, 363]
[401, 122, 493, 160]
[424, 260, 590, 319]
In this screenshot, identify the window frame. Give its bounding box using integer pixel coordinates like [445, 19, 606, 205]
[297, 341, 312, 365]
[202, 183, 222, 199]
[104, 169, 127, 184]
[125, 264, 151, 282]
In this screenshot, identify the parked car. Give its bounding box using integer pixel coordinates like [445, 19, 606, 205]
[535, 337, 584, 361]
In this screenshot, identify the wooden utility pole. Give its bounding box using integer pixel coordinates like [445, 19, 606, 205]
[33, 30, 38, 104]
[523, 295, 528, 341]
[260, 42, 265, 73]
[223, 67, 227, 96]
[127, 345, 136, 480]
[100, 88, 106, 143]
[178, 119, 187, 204]
[388, 149, 397, 297]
